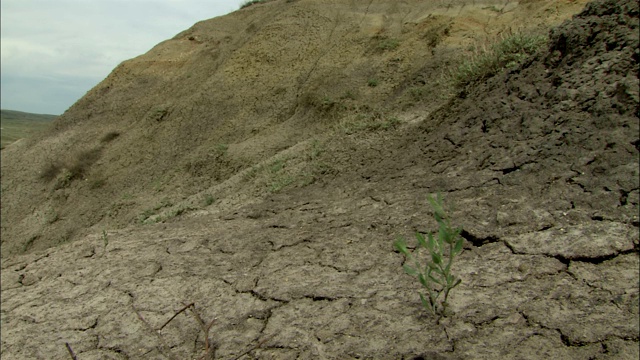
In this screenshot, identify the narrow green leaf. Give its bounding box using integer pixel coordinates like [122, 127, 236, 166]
[418, 274, 428, 287]
[439, 225, 449, 244]
[432, 252, 442, 265]
[446, 274, 455, 284]
[428, 274, 442, 285]
[444, 260, 452, 274]
[416, 232, 427, 248]
[394, 239, 409, 254]
[429, 263, 443, 274]
[419, 293, 431, 311]
[402, 264, 418, 276]
[453, 237, 464, 255]
[427, 233, 437, 251]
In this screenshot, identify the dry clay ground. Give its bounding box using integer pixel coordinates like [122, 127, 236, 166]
[2, 0, 639, 359]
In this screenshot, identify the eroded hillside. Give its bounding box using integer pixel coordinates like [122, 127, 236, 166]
[1, 0, 638, 359]
[1, 0, 589, 257]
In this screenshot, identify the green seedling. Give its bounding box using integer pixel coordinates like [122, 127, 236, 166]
[394, 194, 464, 319]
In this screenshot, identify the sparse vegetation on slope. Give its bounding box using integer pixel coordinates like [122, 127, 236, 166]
[2, 0, 638, 359]
[452, 30, 548, 90]
[0, 0, 593, 262]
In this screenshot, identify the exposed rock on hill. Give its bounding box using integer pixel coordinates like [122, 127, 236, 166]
[1, 0, 638, 359]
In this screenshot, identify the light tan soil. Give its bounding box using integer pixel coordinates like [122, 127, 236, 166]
[1, 0, 637, 359]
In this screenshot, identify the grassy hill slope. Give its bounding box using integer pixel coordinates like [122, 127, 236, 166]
[1, 0, 590, 257]
[0, 110, 56, 149]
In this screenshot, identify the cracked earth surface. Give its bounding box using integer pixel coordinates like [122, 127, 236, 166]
[1, 0, 638, 359]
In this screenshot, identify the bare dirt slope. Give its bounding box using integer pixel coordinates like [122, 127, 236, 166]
[1, 0, 638, 359]
[1, 0, 589, 258]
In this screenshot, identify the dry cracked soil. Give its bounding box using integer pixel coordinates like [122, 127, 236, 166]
[1, 0, 638, 359]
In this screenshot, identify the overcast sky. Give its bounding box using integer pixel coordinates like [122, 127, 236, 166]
[1, 0, 246, 115]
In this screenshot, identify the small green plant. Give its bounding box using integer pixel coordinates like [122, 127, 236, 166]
[394, 194, 464, 320]
[453, 31, 547, 89]
[269, 159, 287, 173]
[377, 38, 400, 51]
[367, 78, 379, 87]
[216, 143, 229, 156]
[148, 107, 169, 122]
[203, 194, 215, 206]
[102, 230, 109, 248]
[40, 162, 62, 182]
[269, 176, 294, 193]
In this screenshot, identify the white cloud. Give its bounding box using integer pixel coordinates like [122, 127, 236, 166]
[1, 0, 245, 114]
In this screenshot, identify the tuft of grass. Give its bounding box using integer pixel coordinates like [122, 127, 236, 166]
[394, 194, 464, 321]
[269, 176, 295, 193]
[269, 159, 286, 174]
[367, 78, 379, 87]
[203, 194, 215, 206]
[216, 143, 229, 156]
[41, 148, 103, 186]
[452, 31, 547, 89]
[102, 230, 109, 249]
[148, 107, 169, 122]
[377, 38, 400, 51]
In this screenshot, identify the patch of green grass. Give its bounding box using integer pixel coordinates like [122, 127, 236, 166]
[102, 230, 109, 248]
[367, 78, 379, 87]
[53, 169, 73, 190]
[269, 176, 295, 193]
[377, 38, 400, 51]
[395, 194, 464, 321]
[216, 143, 229, 155]
[242, 165, 262, 181]
[137, 198, 174, 223]
[148, 106, 169, 122]
[269, 159, 286, 173]
[453, 32, 547, 89]
[203, 194, 215, 206]
[1, 109, 55, 149]
[308, 139, 324, 160]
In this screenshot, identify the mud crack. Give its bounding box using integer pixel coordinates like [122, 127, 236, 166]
[460, 229, 500, 247]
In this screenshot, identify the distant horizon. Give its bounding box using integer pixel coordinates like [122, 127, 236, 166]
[1, 108, 60, 116]
[1, 0, 245, 115]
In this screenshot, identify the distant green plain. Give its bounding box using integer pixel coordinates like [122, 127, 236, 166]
[1, 110, 56, 149]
